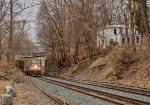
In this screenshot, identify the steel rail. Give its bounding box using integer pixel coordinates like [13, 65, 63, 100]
[30, 78, 70, 105]
[49, 76, 150, 97]
[38, 77, 150, 105]
[36, 77, 125, 105]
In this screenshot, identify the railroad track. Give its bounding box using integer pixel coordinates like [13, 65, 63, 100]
[30, 78, 70, 105]
[36, 77, 124, 105]
[38, 77, 150, 105]
[52, 76, 150, 97]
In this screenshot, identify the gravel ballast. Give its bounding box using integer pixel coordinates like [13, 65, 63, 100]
[45, 77, 150, 104]
[31, 77, 116, 105]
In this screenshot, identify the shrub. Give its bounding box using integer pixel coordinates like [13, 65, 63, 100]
[0, 64, 26, 83]
[93, 46, 113, 57]
[118, 51, 139, 65]
[113, 49, 139, 79]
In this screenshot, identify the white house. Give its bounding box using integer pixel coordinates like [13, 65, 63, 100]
[97, 25, 141, 47]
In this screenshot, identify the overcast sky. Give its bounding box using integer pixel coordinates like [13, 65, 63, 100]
[18, 0, 40, 40]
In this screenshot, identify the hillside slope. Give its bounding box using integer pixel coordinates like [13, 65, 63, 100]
[59, 47, 150, 88]
[60, 48, 119, 82]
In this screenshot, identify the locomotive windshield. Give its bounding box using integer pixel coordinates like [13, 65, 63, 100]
[30, 60, 41, 64]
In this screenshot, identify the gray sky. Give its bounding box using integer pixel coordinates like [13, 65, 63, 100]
[18, 0, 40, 40]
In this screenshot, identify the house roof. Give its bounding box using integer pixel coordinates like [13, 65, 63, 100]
[98, 25, 130, 30]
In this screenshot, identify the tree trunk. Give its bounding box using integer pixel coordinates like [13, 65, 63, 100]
[74, 38, 80, 64]
[0, 26, 2, 60]
[124, 13, 129, 46]
[0, 0, 2, 60]
[128, 0, 136, 52]
[141, 0, 150, 56]
[7, 0, 13, 62]
[87, 30, 93, 63]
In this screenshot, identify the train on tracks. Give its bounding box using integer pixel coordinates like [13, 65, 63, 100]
[22, 56, 45, 76]
[15, 54, 60, 76]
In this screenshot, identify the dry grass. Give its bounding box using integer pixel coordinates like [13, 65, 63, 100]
[0, 81, 7, 96]
[0, 60, 26, 83]
[119, 61, 150, 88]
[111, 48, 139, 79]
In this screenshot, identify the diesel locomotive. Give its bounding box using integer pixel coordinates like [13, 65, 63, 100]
[23, 56, 45, 76]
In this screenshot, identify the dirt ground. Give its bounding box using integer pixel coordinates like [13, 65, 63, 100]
[59, 49, 117, 82]
[0, 81, 7, 96]
[0, 60, 57, 105]
[0, 79, 57, 105]
[14, 80, 57, 105]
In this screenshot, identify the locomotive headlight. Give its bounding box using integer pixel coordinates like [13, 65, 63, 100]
[33, 65, 38, 69]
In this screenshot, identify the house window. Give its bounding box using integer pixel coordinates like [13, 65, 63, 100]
[136, 37, 140, 44]
[120, 27, 123, 34]
[127, 37, 130, 44]
[135, 28, 139, 34]
[114, 29, 117, 35]
[122, 38, 125, 44]
[102, 40, 104, 46]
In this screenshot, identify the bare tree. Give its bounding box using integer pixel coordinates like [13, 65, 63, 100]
[128, 0, 136, 51]
[37, 0, 127, 64]
[141, 0, 150, 55]
[7, 0, 40, 62]
[0, 0, 9, 60]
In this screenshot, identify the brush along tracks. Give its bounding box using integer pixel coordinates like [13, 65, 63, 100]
[30, 78, 70, 105]
[37, 77, 150, 105]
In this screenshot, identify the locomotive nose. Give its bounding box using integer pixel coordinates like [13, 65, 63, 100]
[33, 65, 38, 69]
[31, 64, 41, 70]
